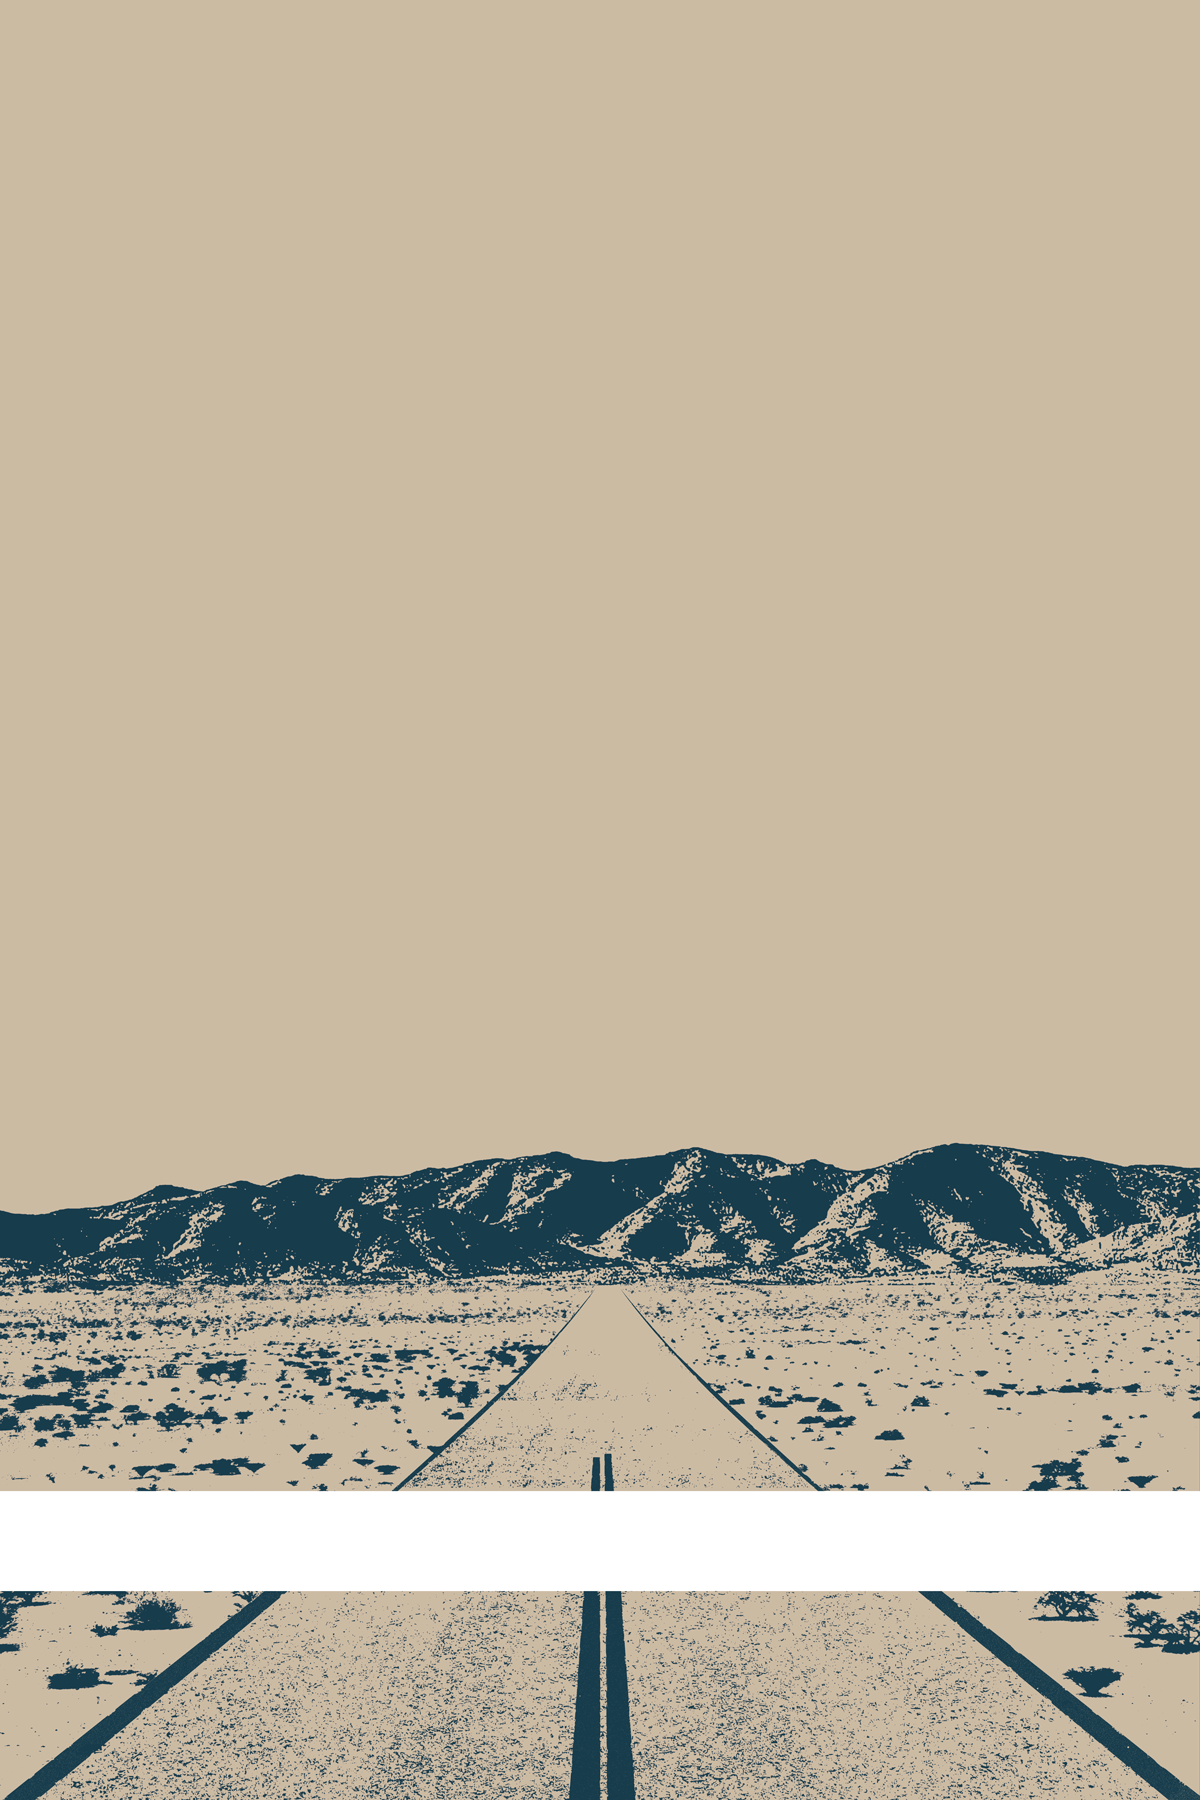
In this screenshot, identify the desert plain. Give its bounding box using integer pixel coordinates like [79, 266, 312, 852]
[0, 1269, 1194, 1491]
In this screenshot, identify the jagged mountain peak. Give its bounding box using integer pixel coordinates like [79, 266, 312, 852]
[1, 1143, 1195, 1284]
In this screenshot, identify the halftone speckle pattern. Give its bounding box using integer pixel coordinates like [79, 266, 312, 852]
[57, 1594, 580, 1799]
[621, 1592, 1172, 1798]
[15, 1593, 1193, 1799]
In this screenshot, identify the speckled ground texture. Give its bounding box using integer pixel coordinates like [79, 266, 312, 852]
[19, 1594, 580, 1799]
[10, 1592, 1195, 1799]
[1, 1269, 1194, 1490]
[621, 1592, 1192, 1798]
[0, 1592, 245, 1793]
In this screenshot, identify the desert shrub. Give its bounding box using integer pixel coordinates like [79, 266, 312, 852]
[1036, 1592, 1098, 1621]
[152, 1403, 192, 1429]
[48, 1664, 101, 1689]
[1125, 1606, 1167, 1644]
[196, 1358, 247, 1384]
[91, 1624, 118, 1638]
[123, 1594, 188, 1631]
[49, 1367, 88, 1388]
[1064, 1666, 1122, 1696]
[1161, 1611, 1200, 1654]
[1027, 1459, 1086, 1491]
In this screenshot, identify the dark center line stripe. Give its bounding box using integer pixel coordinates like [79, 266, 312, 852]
[922, 1592, 1199, 1800]
[591, 1455, 602, 1490]
[600, 1455, 636, 1798]
[605, 1591, 636, 1800]
[568, 1590, 602, 1800]
[6, 1591, 285, 1800]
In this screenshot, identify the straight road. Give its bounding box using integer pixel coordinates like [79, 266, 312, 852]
[15, 1589, 1187, 1800]
[401, 1286, 814, 1489]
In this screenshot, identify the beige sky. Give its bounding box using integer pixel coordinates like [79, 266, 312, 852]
[2, 5, 1196, 1213]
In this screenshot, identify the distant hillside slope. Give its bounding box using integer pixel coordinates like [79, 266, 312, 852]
[1, 1145, 1196, 1283]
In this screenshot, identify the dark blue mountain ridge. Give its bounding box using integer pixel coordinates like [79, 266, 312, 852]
[1, 1144, 1196, 1281]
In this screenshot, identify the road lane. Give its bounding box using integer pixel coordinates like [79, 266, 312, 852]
[620, 1592, 1169, 1799]
[48, 1593, 581, 1799]
[18, 1589, 1184, 1800]
[401, 1287, 812, 1489]
[605, 1592, 636, 1800]
[568, 1592, 601, 1800]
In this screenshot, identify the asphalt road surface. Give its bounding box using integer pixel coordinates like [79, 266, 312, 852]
[16, 1591, 1181, 1800]
[620, 1591, 1174, 1798]
[26, 1593, 579, 1799]
[401, 1286, 813, 1490]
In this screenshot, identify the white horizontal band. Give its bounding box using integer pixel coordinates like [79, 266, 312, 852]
[1, 1491, 1196, 1592]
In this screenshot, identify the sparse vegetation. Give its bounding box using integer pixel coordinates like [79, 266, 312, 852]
[196, 1358, 247, 1383]
[1161, 1610, 1200, 1654]
[1064, 1666, 1122, 1696]
[47, 1664, 101, 1689]
[0, 1271, 1192, 1491]
[1126, 1605, 1168, 1644]
[123, 1594, 189, 1631]
[1036, 1592, 1099, 1621]
[1027, 1458, 1086, 1491]
[1125, 1603, 1200, 1652]
[0, 1283, 565, 1490]
[646, 1272, 1196, 1491]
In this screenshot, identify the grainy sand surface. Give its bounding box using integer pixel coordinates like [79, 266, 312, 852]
[45, 1593, 580, 1799]
[946, 1591, 1200, 1793]
[642, 1270, 1199, 1489]
[1, 1271, 1194, 1491]
[0, 1592, 245, 1793]
[0, 1283, 577, 1492]
[13, 1593, 1188, 1799]
[621, 1592, 1171, 1798]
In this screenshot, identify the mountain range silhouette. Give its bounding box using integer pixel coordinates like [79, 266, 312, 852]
[2, 1144, 1197, 1282]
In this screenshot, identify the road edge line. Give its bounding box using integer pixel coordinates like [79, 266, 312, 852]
[623, 1293, 824, 1490]
[5, 1590, 285, 1800]
[393, 1288, 597, 1489]
[922, 1591, 1199, 1800]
